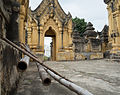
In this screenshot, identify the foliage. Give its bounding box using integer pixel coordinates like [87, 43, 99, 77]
[72, 17, 87, 37]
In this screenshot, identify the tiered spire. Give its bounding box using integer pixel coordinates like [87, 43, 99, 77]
[83, 22, 97, 37]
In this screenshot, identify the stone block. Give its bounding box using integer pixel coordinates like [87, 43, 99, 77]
[75, 52, 103, 60]
[57, 52, 74, 61]
[90, 53, 103, 59]
[75, 53, 86, 60]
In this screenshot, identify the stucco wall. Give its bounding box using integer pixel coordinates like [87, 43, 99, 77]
[0, 0, 24, 94]
[75, 52, 103, 60]
[0, 39, 22, 95]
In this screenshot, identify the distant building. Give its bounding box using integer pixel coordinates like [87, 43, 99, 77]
[104, 0, 120, 60]
[73, 22, 105, 60]
[27, 0, 74, 61]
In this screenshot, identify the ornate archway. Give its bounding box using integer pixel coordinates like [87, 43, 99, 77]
[27, 0, 74, 61]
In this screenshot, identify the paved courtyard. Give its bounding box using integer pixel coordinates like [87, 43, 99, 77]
[16, 60, 120, 95]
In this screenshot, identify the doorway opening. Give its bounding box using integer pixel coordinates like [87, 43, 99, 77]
[44, 37, 52, 61]
[44, 27, 56, 61]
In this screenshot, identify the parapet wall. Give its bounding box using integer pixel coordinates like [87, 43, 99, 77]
[75, 52, 103, 60]
[0, 39, 22, 95]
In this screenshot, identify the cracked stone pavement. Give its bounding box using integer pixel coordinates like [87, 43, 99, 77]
[16, 60, 120, 95]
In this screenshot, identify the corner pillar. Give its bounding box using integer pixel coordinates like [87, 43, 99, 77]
[61, 31, 63, 49]
[27, 27, 32, 45]
[19, 5, 25, 43]
[68, 32, 72, 46]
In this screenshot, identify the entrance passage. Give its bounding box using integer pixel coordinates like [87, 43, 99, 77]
[44, 27, 56, 61]
[44, 37, 52, 61]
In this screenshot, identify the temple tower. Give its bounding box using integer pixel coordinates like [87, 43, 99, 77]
[104, 0, 120, 57]
[27, 0, 74, 61]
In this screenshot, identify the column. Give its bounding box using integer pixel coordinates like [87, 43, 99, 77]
[61, 23, 64, 49]
[0, 16, 2, 38]
[59, 31, 62, 49]
[19, 5, 25, 43]
[40, 32, 44, 52]
[59, 28, 62, 49]
[68, 32, 72, 46]
[39, 27, 43, 49]
[52, 37, 56, 61]
[116, 12, 120, 34]
[27, 26, 32, 45]
[115, 12, 120, 48]
[37, 21, 41, 48]
[50, 42, 53, 60]
[61, 31, 63, 49]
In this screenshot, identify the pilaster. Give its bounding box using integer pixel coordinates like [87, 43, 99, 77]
[59, 28, 62, 49]
[19, 5, 26, 43]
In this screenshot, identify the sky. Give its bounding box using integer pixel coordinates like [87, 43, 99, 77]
[29, 0, 108, 57]
[29, 0, 108, 31]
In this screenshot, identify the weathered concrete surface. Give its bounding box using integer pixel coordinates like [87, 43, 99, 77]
[0, 39, 22, 95]
[16, 60, 120, 95]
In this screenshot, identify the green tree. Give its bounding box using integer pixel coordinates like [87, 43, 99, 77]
[72, 17, 87, 37]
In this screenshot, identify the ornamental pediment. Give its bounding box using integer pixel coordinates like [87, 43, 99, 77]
[31, 0, 72, 24]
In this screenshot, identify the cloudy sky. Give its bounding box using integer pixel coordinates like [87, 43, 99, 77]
[29, 0, 108, 57]
[29, 0, 108, 31]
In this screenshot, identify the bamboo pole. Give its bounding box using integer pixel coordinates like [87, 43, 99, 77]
[17, 45, 30, 71]
[1, 37, 93, 95]
[45, 69, 93, 95]
[19, 44, 51, 86]
[36, 63, 51, 86]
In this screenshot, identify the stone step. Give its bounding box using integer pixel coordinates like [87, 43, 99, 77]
[113, 56, 120, 57]
[110, 59, 120, 62]
[111, 55, 120, 57]
[111, 57, 120, 60]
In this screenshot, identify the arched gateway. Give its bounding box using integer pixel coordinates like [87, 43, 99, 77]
[27, 0, 74, 61]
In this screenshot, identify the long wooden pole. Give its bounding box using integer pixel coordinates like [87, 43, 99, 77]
[17, 45, 30, 71]
[1, 37, 93, 95]
[19, 44, 51, 86]
[45, 68, 93, 95]
[17, 55, 30, 71]
[36, 63, 51, 86]
[19, 41, 73, 82]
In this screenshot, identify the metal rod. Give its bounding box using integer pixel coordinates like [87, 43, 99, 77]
[1, 37, 93, 95]
[36, 63, 51, 86]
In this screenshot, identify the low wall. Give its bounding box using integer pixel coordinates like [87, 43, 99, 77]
[75, 52, 103, 60]
[0, 39, 22, 95]
[57, 51, 74, 61]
